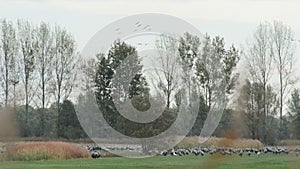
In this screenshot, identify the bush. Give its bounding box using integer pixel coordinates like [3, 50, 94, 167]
[3, 141, 89, 161]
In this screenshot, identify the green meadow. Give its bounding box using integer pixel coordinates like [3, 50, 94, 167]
[1, 154, 299, 169]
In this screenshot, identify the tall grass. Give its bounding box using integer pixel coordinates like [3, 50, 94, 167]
[3, 141, 89, 161]
[277, 140, 300, 147]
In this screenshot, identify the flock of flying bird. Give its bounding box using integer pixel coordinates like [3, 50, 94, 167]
[114, 21, 152, 47]
[87, 145, 300, 159]
[115, 21, 152, 35]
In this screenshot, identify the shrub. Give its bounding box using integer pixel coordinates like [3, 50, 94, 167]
[3, 141, 89, 161]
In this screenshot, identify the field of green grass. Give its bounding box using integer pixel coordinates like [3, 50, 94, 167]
[0, 154, 299, 169]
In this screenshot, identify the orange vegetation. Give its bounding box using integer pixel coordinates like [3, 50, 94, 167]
[4, 141, 89, 161]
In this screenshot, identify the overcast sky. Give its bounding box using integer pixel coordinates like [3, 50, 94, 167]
[1, 0, 300, 50]
[1, 0, 299, 106]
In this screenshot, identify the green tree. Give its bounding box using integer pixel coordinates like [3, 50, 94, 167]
[178, 32, 200, 104]
[15, 105, 38, 137]
[195, 35, 239, 106]
[57, 100, 86, 139]
[288, 89, 300, 139]
[191, 35, 239, 136]
[189, 95, 209, 135]
[95, 40, 149, 135]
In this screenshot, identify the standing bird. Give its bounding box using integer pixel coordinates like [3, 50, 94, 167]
[161, 150, 168, 156]
[256, 152, 261, 156]
[171, 149, 177, 156]
[91, 151, 101, 159]
[239, 149, 243, 157]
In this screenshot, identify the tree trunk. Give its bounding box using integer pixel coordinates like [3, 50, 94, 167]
[5, 60, 8, 106]
[25, 78, 29, 137]
[40, 67, 45, 136]
[279, 68, 283, 139]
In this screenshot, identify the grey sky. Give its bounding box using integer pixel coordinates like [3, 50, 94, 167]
[1, 0, 299, 109]
[1, 0, 300, 50]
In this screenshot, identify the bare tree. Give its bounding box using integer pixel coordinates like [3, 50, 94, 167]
[17, 20, 38, 136]
[0, 19, 19, 106]
[35, 22, 54, 136]
[52, 26, 77, 137]
[79, 57, 98, 91]
[154, 35, 181, 109]
[244, 22, 274, 141]
[270, 21, 297, 138]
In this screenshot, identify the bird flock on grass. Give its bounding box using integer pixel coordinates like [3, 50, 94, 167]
[159, 147, 300, 157]
[85, 145, 300, 159]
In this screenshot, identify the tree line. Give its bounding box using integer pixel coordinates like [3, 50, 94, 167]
[0, 19, 80, 138]
[237, 21, 299, 144]
[0, 19, 299, 145]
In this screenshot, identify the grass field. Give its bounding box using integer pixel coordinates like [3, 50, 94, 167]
[0, 154, 299, 169]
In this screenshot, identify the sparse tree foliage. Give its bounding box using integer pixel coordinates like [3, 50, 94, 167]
[17, 20, 38, 136]
[244, 22, 274, 142]
[155, 35, 181, 109]
[191, 35, 239, 136]
[237, 79, 278, 143]
[0, 19, 19, 106]
[270, 21, 297, 138]
[0, 19, 80, 138]
[178, 32, 200, 102]
[35, 23, 54, 136]
[79, 57, 98, 91]
[52, 26, 77, 137]
[241, 21, 298, 142]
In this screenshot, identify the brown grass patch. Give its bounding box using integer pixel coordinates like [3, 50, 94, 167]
[3, 141, 89, 161]
[277, 140, 300, 147]
[177, 136, 263, 148]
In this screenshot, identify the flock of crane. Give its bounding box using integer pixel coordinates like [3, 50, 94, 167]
[86, 145, 300, 159]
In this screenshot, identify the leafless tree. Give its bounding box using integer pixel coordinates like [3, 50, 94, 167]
[51, 26, 78, 136]
[270, 21, 297, 138]
[0, 19, 19, 106]
[17, 19, 38, 136]
[79, 57, 98, 91]
[154, 35, 181, 109]
[35, 22, 54, 135]
[244, 22, 274, 141]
